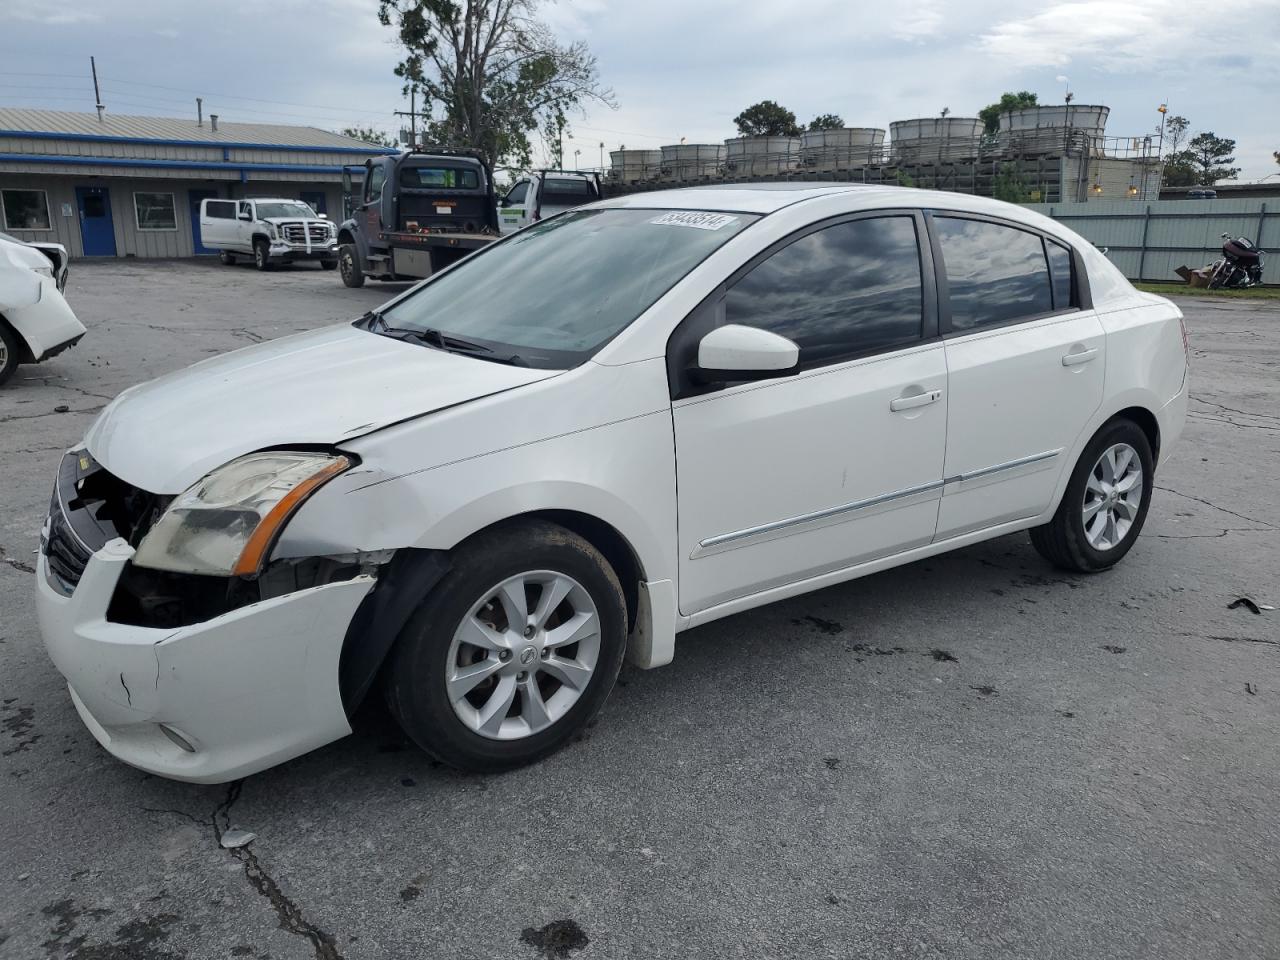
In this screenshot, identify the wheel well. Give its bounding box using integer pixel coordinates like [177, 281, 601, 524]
[251, 233, 271, 245]
[338, 230, 355, 246]
[485, 510, 645, 631]
[0, 314, 35, 364]
[1110, 406, 1160, 462]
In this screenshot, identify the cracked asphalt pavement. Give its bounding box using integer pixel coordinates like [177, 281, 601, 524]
[2, 260, 1278, 960]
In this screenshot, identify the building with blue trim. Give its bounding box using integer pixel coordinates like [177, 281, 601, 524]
[0, 108, 396, 258]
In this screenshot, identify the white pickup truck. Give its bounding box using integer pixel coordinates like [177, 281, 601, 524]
[199, 198, 338, 270]
[496, 171, 603, 234]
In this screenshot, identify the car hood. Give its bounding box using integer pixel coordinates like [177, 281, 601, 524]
[85, 323, 561, 493]
[262, 216, 329, 226]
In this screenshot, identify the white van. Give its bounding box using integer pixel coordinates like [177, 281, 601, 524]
[199, 197, 338, 270]
[497, 172, 602, 234]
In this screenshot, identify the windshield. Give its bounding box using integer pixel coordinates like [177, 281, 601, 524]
[255, 201, 317, 219]
[379, 207, 757, 368]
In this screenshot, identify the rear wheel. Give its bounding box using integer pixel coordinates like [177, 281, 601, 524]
[339, 244, 364, 287]
[1030, 419, 1154, 572]
[0, 321, 20, 387]
[218, 251, 235, 265]
[385, 521, 627, 772]
[253, 239, 271, 271]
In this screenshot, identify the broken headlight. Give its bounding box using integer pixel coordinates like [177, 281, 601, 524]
[132, 452, 351, 577]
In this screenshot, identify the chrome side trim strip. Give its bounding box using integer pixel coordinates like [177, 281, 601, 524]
[698, 478, 945, 551]
[944, 448, 1062, 485]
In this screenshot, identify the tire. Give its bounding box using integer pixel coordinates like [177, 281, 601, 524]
[0, 321, 20, 387]
[218, 251, 235, 265]
[384, 520, 627, 772]
[339, 244, 364, 287]
[320, 259, 338, 271]
[1030, 419, 1155, 573]
[253, 238, 271, 271]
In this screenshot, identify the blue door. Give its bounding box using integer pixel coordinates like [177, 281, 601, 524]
[300, 190, 327, 216]
[188, 189, 218, 254]
[75, 186, 116, 256]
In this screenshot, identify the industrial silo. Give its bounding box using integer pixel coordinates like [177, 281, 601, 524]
[999, 104, 1110, 156]
[724, 136, 801, 176]
[889, 117, 983, 163]
[800, 128, 885, 171]
[659, 143, 726, 180]
[608, 149, 662, 184]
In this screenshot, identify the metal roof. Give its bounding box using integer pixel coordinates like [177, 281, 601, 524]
[0, 107, 390, 151]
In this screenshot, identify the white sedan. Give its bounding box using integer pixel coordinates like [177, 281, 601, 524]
[1, 232, 84, 386]
[36, 185, 1188, 782]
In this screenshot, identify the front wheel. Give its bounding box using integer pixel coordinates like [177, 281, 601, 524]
[0, 321, 20, 387]
[218, 250, 235, 265]
[1029, 419, 1154, 572]
[384, 521, 627, 772]
[338, 244, 364, 287]
[253, 239, 271, 271]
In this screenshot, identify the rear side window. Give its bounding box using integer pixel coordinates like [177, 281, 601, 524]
[1045, 239, 1074, 311]
[204, 200, 236, 219]
[935, 217, 1053, 331]
[542, 178, 596, 200]
[505, 182, 529, 204]
[725, 215, 924, 366]
[400, 166, 480, 189]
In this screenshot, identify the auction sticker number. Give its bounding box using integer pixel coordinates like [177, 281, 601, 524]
[649, 211, 738, 231]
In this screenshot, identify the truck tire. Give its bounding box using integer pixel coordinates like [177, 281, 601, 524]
[320, 259, 338, 271]
[0, 320, 20, 387]
[339, 244, 364, 288]
[218, 251, 235, 266]
[253, 238, 271, 271]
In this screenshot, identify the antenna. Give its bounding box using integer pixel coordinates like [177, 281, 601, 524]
[90, 56, 104, 121]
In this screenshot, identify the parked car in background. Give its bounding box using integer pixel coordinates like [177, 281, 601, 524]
[37, 185, 1188, 783]
[199, 198, 338, 271]
[497, 170, 603, 234]
[0, 231, 84, 386]
[0, 230, 68, 292]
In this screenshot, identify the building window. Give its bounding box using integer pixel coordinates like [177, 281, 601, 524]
[1, 189, 52, 230]
[134, 192, 177, 231]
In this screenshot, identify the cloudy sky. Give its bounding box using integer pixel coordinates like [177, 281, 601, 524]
[2, 0, 1278, 179]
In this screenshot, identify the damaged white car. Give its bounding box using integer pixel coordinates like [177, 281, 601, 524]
[37, 186, 1188, 783]
[1, 232, 83, 386]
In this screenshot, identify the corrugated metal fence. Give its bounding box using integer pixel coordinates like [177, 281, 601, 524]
[1025, 198, 1276, 284]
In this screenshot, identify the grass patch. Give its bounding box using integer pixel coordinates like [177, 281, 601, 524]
[1134, 282, 1280, 300]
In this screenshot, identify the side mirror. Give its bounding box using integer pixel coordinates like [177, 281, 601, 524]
[692, 324, 800, 384]
[238, 212, 251, 221]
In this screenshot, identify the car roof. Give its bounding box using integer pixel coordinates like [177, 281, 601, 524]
[595, 183, 878, 214]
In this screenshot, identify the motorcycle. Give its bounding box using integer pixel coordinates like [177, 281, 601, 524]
[1208, 232, 1265, 289]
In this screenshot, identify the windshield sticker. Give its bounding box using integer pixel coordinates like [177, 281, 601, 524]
[649, 211, 738, 231]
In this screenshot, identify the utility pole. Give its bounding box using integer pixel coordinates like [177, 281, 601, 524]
[599, 141, 605, 170]
[90, 56, 104, 121]
[1153, 103, 1168, 202]
[393, 87, 428, 149]
[196, 97, 203, 127]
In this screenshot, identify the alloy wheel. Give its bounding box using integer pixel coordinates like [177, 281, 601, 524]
[1082, 442, 1143, 550]
[446, 570, 601, 740]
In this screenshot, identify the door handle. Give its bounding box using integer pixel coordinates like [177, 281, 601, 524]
[1061, 347, 1099, 366]
[890, 389, 943, 412]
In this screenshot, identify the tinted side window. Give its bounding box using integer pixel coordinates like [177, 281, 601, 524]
[935, 217, 1053, 331]
[1046, 239, 1074, 311]
[366, 166, 386, 202]
[205, 200, 236, 219]
[725, 216, 923, 365]
[506, 182, 529, 204]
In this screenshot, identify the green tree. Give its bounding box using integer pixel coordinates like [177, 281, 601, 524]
[1162, 150, 1198, 187]
[991, 165, 1031, 203]
[1163, 115, 1190, 153]
[978, 91, 1038, 136]
[340, 126, 397, 147]
[1273, 150, 1279, 167]
[807, 113, 845, 132]
[733, 100, 802, 137]
[1185, 132, 1240, 184]
[378, 0, 613, 169]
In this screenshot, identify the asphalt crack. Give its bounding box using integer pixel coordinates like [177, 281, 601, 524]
[1155, 485, 1275, 529]
[0, 545, 36, 574]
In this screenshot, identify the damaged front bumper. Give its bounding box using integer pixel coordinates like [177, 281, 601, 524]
[36, 539, 374, 783]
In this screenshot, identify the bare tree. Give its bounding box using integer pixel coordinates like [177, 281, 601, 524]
[378, 0, 614, 168]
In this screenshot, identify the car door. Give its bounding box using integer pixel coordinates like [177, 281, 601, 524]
[498, 180, 530, 234]
[235, 201, 256, 252]
[199, 199, 237, 249]
[670, 211, 948, 616]
[929, 213, 1105, 540]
